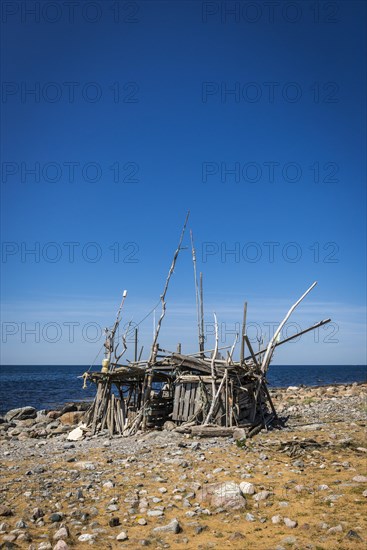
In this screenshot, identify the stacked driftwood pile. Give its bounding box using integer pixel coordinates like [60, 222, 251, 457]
[83, 213, 330, 437]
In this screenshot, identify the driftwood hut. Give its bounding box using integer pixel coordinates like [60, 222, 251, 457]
[83, 213, 330, 437]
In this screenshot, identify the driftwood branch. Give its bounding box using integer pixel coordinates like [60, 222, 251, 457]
[149, 211, 190, 364]
[261, 281, 317, 374]
[203, 313, 219, 425]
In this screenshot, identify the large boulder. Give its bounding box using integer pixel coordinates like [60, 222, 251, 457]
[5, 407, 37, 422]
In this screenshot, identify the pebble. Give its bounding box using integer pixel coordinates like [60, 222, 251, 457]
[78, 533, 95, 542]
[147, 510, 164, 517]
[346, 529, 363, 540]
[253, 490, 271, 501]
[239, 482, 255, 495]
[352, 475, 367, 482]
[53, 526, 69, 540]
[271, 515, 282, 524]
[152, 518, 181, 534]
[284, 517, 298, 528]
[49, 513, 63, 523]
[328, 524, 343, 533]
[116, 530, 128, 541]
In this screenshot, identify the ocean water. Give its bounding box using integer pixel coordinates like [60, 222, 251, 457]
[0, 364, 366, 415]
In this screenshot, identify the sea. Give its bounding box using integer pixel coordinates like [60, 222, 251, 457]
[0, 364, 366, 416]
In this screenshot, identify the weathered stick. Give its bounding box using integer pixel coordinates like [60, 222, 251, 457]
[199, 272, 205, 355]
[240, 302, 247, 365]
[244, 335, 260, 368]
[190, 229, 202, 354]
[149, 211, 190, 364]
[261, 282, 317, 374]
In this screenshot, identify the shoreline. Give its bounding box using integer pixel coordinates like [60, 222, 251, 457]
[0, 383, 366, 549]
[1, 379, 366, 418]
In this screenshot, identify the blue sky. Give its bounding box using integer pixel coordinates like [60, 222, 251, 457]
[1, 0, 366, 365]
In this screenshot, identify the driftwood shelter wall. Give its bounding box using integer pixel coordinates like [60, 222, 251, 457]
[83, 213, 330, 438]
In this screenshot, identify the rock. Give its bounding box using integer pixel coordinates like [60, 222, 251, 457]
[328, 524, 343, 534]
[47, 411, 61, 420]
[38, 543, 52, 550]
[78, 534, 95, 542]
[49, 513, 63, 523]
[31, 508, 44, 521]
[147, 510, 164, 517]
[66, 425, 86, 441]
[163, 421, 176, 431]
[53, 541, 69, 550]
[15, 520, 27, 528]
[245, 513, 255, 522]
[5, 407, 37, 422]
[53, 526, 69, 540]
[0, 506, 13, 517]
[272, 515, 282, 524]
[137, 518, 147, 525]
[281, 536, 297, 545]
[152, 518, 181, 534]
[59, 412, 85, 426]
[284, 517, 298, 528]
[116, 531, 128, 541]
[198, 482, 246, 509]
[233, 428, 247, 441]
[60, 403, 77, 415]
[346, 530, 363, 541]
[253, 491, 271, 501]
[239, 482, 255, 495]
[109, 517, 120, 527]
[352, 475, 367, 483]
[103, 481, 114, 489]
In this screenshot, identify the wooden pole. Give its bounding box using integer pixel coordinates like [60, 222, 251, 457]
[244, 335, 260, 368]
[149, 211, 190, 365]
[199, 272, 205, 356]
[240, 301, 247, 365]
[190, 230, 202, 354]
[134, 328, 138, 362]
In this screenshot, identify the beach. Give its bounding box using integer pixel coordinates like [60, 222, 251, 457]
[0, 383, 366, 549]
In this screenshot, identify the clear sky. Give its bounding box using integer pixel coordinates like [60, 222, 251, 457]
[1, 0, 366, 366]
